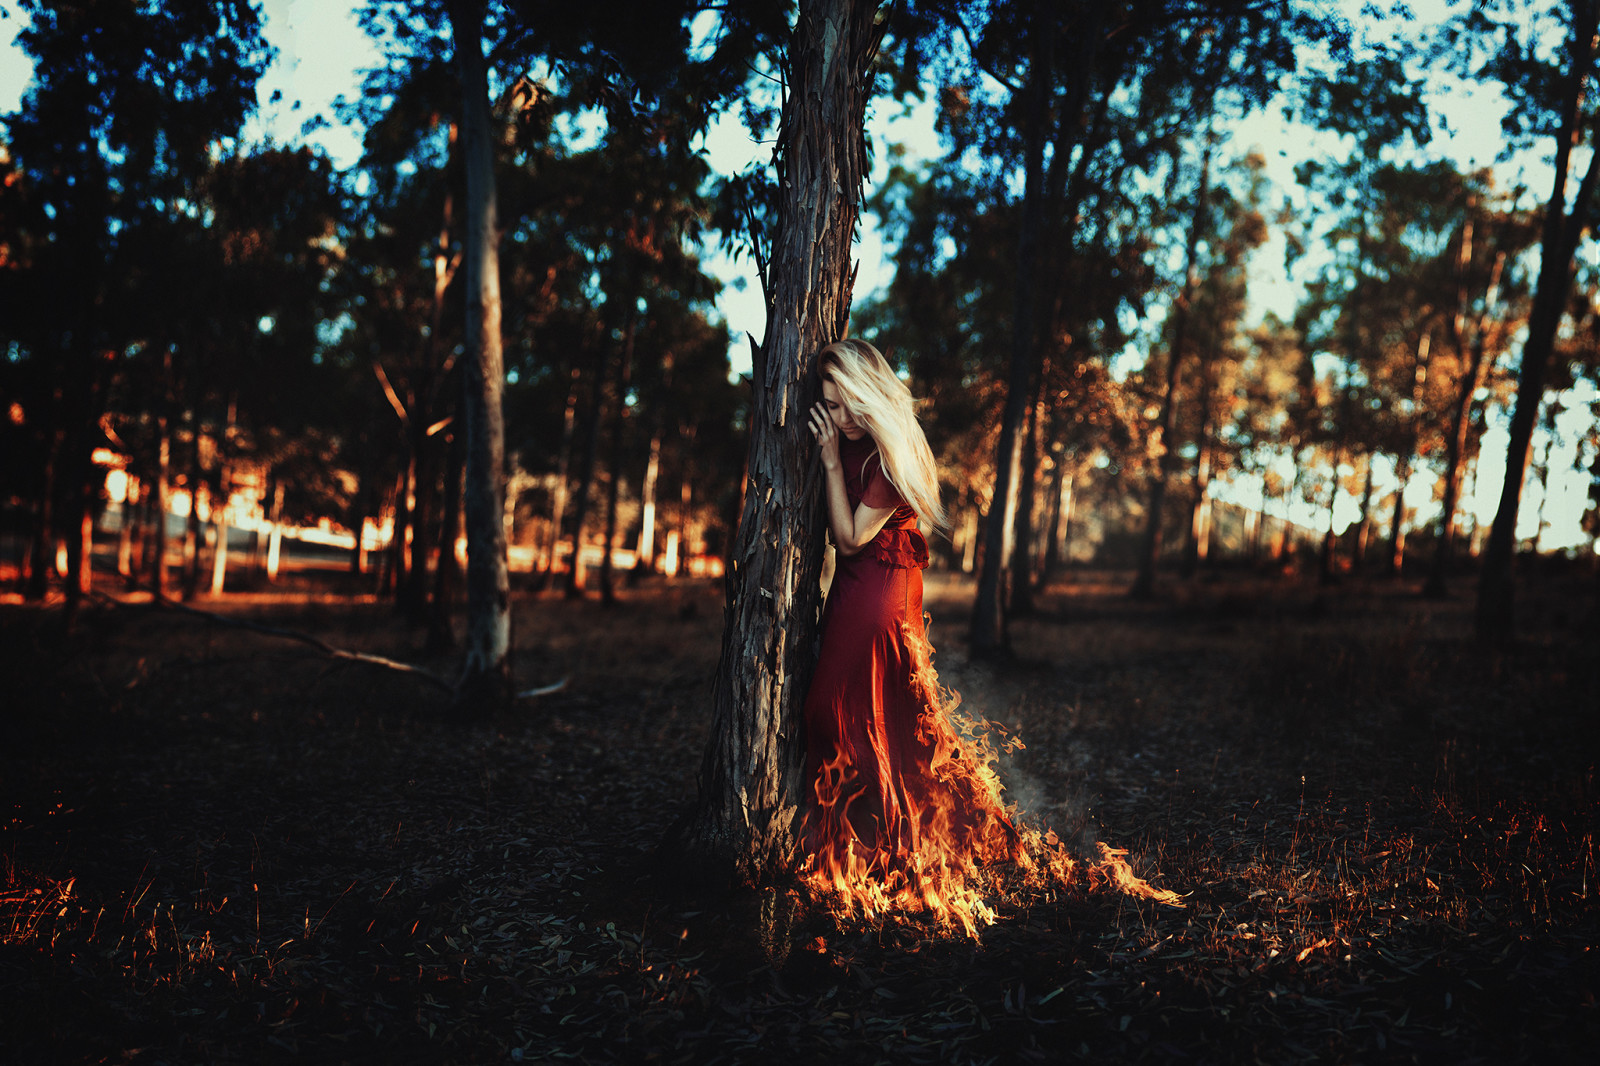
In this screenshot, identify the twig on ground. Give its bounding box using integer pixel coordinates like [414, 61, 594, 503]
[86, 586, 455, 693]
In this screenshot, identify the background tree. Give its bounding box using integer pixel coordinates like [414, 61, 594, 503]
[1464, 0, 1600, 640]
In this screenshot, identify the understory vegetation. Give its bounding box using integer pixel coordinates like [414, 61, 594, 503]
[3, 569, 1596, 1063]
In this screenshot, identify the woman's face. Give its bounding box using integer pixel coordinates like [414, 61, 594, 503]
[821, 378, 868, 441]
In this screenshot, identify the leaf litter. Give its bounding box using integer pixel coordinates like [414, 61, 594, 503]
[1, 572, 1596, 1063]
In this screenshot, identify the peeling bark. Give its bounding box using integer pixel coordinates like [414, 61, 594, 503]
[677, 0, 885, 887]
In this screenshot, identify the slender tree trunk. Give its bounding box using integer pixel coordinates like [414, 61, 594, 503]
[972, 16, 1054, 651]
[1427, 244, 1504, 597]
[1478, 6, 1599, 641]
[1319, 451, 1342, 585]
[1181, 356, 1216, 579]
[150, 399, 171, 597]
[599, 319, 636, 604]
[1009, 374, 1043, 614]
[428, 421, 464, 654]
[403, 430, 437, 620]
[1386, 456, 1409, 576]
[1351, 455, 1374, 572]
[452, 0, 513, 706]
[679, 0, 884, 885]
[181, 415, 204, 602]
[349, 462, 372, 575]
[635, 352, 672, 578]
[543, 363, 581, 575]
[210, 465, 231, 596]
[265, 481, 285, 582]
[960, 490, 980, 574]
[1133, 137, 1213, 599]
[1040, 451, 1066, 584]
[25, 416, 59, 600]
[116, 475, 137, 580]
[564, 347, 608, 598]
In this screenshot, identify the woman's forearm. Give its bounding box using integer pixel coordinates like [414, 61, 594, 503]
[824, 465, 863, 555]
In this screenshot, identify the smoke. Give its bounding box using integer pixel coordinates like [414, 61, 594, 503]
[934, 654, 1103, 863]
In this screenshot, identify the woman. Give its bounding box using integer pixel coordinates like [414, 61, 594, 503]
[801, 339, 1020, 918]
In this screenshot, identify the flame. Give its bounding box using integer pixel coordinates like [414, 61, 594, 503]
[799, 620, 1181, 937]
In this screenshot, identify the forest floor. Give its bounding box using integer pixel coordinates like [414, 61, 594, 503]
[2, 565, 1597, 1065]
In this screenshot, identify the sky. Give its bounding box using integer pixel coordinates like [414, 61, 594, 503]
[0, 0, 1594, 552]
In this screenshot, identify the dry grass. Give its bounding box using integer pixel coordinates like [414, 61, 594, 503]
[1, 566, 1596, 1063]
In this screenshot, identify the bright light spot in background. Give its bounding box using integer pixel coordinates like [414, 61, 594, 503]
[258, 315, 275, 334]
[249, 0, 382, 169]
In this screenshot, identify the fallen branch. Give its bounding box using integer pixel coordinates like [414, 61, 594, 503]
[87, 586, 455, 692]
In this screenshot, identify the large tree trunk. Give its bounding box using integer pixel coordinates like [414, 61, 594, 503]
[1132, 138, 1212, 599]
[679, 0, 883, 886]
[971, 15, 1054, 652]
[1477, 6, 1599, 640]
[452, 0, 512, 707]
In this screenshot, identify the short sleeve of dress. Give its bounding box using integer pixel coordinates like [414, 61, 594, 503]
[859, 454, 905, 510]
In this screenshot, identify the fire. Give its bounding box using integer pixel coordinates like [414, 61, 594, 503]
[799, 620, 1181, 938]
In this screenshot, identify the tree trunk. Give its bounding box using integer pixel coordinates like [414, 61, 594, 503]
[1008, 372, 1043, 614]
[971, 15, 1054, 651]
[349, 463, 372, 575]
[1181, 355, 1216, 579]
[116, 476, 137, 581]
[564, 347, 608, 597]
[1040, 451, 1066, 584]
[1478, 5, 1599, 641]
[427, 420, 464, 654]
[265, 481, 285, 582]
[1427, 243, 1504, 597]
[1352, 454, 1374, 572]
[1382, 456, 1405, 576]
[679, 0, 883, 886]
[599, 318, 636, 605]
[635, 351, 672, 578]
[543, 364, 581, 575]
[1132, 137, 1213, 599]
[150, 399, 171, 596]
[181, 415, 204, 602]
[209, 465, 230, 596]
[452, 0, 512, 707]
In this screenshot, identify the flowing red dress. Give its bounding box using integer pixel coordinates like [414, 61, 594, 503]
[801, 434, 1019, 884]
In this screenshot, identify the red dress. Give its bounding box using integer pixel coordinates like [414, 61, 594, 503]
[801, 434, 1020, 895]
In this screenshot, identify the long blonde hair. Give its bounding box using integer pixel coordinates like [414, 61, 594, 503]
[818, 339, 947, 531]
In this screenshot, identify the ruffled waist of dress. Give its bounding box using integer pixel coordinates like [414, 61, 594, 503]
[871, 527, 929, 570]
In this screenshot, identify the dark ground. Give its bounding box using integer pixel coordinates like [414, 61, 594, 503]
[2, 566, 1597, 1064]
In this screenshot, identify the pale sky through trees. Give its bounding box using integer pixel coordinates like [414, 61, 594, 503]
[0, 0, 1593, 551]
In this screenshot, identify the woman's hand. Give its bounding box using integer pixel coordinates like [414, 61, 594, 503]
[809, 401, 841, 471]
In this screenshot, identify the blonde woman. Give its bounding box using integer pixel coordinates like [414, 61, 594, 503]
[802, 340, 1019, 891]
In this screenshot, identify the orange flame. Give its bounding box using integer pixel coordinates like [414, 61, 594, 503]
[799, 621, 1181, 937]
